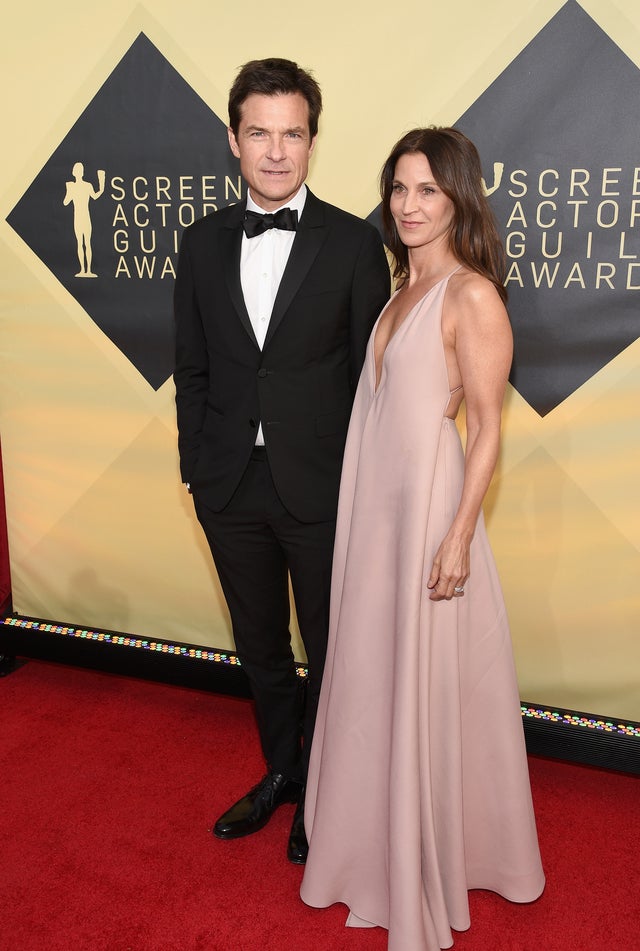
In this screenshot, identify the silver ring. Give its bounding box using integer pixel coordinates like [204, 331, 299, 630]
[454, 586, 465, 593]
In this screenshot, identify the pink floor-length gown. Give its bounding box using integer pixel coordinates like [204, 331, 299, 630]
[300, 270, 545, 950]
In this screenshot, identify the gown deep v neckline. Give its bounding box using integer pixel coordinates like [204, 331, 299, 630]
[373, 265, 461, 395]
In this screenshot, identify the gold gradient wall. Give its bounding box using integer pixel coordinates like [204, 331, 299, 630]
[2, 0, 639, 719]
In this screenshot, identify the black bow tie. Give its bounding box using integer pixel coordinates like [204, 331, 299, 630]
[243, 207, 298, 238]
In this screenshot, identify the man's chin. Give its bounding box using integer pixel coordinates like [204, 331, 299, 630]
[249, 182, 298, 209]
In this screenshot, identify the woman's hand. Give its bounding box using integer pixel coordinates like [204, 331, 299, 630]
[427, 533, 470, 601]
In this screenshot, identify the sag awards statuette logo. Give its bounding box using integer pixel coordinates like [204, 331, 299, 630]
[64, 163, 106, 278]
[453, 0, 640, 416]
[7, 33, 241, 390]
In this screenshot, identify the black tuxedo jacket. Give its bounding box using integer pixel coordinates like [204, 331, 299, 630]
[174, 189, 390, 523]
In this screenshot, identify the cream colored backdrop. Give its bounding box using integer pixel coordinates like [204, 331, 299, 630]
[2, 1, 639, 720]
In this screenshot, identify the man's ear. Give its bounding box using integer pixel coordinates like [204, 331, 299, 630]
[228, 126, 240, 158]
[309, 135, 317, 157]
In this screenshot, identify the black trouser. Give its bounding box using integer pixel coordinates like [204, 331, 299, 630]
[194, 449, 335, 782]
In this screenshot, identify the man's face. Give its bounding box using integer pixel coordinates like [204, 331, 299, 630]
[228, 92, 316, 211]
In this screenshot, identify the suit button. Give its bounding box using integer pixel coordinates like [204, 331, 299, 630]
[257, 368, 267, 378]
[249, 418, 257, 428]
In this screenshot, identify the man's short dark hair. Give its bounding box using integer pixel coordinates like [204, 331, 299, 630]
[228, 57, 322, 138]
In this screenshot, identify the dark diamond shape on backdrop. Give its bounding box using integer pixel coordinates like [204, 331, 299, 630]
[370, 1, 640, 416]
[7, 33, 241, 389]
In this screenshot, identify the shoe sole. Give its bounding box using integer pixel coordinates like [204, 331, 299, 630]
[213, 820, 269, 839]
[287, 852, 307, 865]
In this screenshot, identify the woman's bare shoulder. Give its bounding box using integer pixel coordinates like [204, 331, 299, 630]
[447, 267, 502, 307]
[444, 268, 510, 346]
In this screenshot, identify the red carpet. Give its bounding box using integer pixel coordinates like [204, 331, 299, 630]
[1, 659, 637, 950]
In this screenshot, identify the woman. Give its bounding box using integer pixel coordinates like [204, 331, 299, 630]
[300, 128, 545, 950]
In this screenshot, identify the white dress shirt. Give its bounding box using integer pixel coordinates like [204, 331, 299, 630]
[240, 184, 307, 445]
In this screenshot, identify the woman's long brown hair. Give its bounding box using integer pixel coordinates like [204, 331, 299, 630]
[380, 127, 508, 303]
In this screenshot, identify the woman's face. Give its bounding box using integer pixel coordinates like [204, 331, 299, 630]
[389, 152, 455, 251]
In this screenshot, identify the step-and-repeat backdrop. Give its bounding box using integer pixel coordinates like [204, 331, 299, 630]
[2, 0, 639, 720]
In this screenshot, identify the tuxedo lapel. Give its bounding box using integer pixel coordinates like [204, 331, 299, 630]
[263, 191, 327, 349]
[221, 202, 259, 348]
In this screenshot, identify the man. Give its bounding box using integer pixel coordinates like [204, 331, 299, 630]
[174, 58, 389, 864]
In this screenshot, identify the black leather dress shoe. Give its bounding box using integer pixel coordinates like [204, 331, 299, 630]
[287, 787, 308, 865]
[213, 772, 299, 840]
